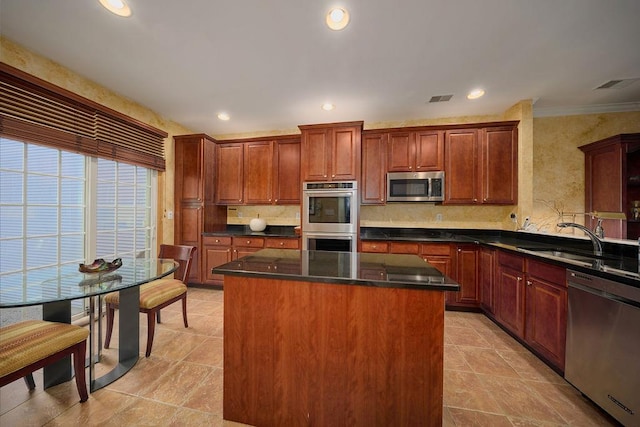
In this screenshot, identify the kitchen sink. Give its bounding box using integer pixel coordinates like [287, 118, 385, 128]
[517, 247, 598, 264]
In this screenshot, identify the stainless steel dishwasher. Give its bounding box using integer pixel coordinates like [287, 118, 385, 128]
[565, 270, 640, 426]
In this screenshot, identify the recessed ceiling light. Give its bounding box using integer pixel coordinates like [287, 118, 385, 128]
[467, 89, 485, 100]
[326, 7, 350, 30]
[321, 103, 335, 111]
[217, 112, 230, 121]
[98, 0, 131, 17]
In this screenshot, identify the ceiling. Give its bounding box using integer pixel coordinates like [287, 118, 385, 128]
[2, 0, 640, 137]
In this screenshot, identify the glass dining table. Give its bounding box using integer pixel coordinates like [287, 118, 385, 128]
[0, 257, 178, 392]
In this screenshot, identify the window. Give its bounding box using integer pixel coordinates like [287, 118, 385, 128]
[0, 138, 157, 325]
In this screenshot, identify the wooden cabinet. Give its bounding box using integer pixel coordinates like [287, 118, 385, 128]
[202, 236, 232, 286]
[243, 140, 273, 204]
[524, 259, 567, 371]
[580, 133, 640, 239]
[361, 132, 387, 204]
[216, 136, 301, 205]
[215, 142, 244, 204]
[420, 243, 453, 277]
[174, 134, 227, 285]
[300, 121, 363, 181]
[387, 129, 443, 172]
[360, 240, 389, 253]
[444, 124, 518, 205]
[272, 138, 301, 204]
[496, 251, 526, 338]
[447, 244, 479, 308]
[265, 236, 300, 249]
[479, 247, 496, 314]
[232, 236, 265, 259]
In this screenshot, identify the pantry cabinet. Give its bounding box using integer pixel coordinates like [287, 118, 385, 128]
[300, 121, 363, 182]
[174, 134, 227, 284]
[444, 123, 518, 205]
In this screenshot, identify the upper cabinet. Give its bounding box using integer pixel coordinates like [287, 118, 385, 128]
[445, 123, 518, 205]
[215, 136, 301, 205]
[580, 133, 640, 239]
[300, 121, 363, 181]
[361, 132, 388, 204]
[387, 129, 444, 172]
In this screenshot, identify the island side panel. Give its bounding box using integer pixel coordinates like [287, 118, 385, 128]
[223, 275, 445, 426]
[346, 286, 444, 426]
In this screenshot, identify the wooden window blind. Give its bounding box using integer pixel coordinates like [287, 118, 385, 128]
[0, 63, 168, 170]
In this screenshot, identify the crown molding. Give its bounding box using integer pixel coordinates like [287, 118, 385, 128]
[533, 102, 640, 118]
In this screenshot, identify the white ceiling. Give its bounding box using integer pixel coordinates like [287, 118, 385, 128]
[2, 0, 640, 137]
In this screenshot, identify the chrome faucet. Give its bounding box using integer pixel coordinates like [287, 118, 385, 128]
[557, 222, 603, 256]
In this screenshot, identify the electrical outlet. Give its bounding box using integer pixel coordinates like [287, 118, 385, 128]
[166, 210, 173, 220]
[436, 213, 443, 222]
[295, 212, 300, 219]
[237, 211, 243, 218]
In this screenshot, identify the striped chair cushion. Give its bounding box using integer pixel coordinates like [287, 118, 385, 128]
[0, 320, 89, 377]
[104, 279, 187, 310]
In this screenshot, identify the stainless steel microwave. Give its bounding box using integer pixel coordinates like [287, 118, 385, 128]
[387, 171, 444, 202]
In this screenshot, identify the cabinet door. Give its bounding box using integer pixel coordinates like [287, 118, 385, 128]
[481, 127, 517, 204]
[273, 139, 301, 204]
[331, 125, 360, 180]
[444, 129, 479, 204]
[179, 204, 202, 284]
[175, 138, 203, 202]
[496, 265, 526, 338]
[204, 245, 232, 285]
[244, 140, 273, 204]
[216, 143, 244, 204]
[302, 128, 330, 181]
[525, 260, 567, 370]
[387, 131, 414, 172]
[479, 248, 496, 314]
[361, 132, 387, 204]
[451, 245, 479, 306]
[415, 130, 444, 171]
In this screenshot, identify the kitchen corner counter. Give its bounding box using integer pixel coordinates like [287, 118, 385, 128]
[213, 248, 459, 291]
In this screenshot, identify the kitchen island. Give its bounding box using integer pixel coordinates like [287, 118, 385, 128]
[213, 249, 459, 427]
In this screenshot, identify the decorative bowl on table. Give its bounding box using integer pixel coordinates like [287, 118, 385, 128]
[79, 258, 122, 274]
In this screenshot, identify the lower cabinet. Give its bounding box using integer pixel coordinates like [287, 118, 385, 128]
[494, 250, 567, 371]
[203, 235, 300, 286]
[524, 259, 567, 371]
[496, 251, 526, 338]
[450, 244, 480, 308]
[479, 247, 496, 314]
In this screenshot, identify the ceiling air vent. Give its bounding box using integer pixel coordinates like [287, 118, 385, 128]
[428, 94, 453, 103]
[595, 78, 640, 89]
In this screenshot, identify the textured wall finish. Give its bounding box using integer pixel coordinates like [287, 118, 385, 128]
[532, 111, 640, 239]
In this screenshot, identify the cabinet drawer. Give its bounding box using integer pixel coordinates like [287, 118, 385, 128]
[390, 241, 419, 254]
[265, 237, 300, 249]
[361, 241, 389, 253]
[232, 236, 265, 248]
[203, 235, 232, 246]
[420, 243, 451, 256]
[526, 258, 566, 286]
[498, 251, 525, 270]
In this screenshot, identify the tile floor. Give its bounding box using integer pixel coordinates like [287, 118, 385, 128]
[0, 287, 618, 426]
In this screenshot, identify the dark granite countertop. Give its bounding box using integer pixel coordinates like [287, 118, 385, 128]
[212, 249, 460, 291]
[361, 227, 640, 287]
[203, 225, 298, 238]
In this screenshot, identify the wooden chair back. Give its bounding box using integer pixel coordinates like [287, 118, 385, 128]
[158, 244, 197, 284]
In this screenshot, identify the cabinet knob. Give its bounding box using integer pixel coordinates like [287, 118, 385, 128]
[408, 166, 412, 170]
[275, 199, 278, 202]
[215, 239, 220, 243]
[247, 240, 251, 244]
[517, 276, 522, 281]
[526, 280, 533, 286]
[483, 198, 487, 202]
[279, 242, 284, 246]
[473, 198, 478, 202]
[239, 199, 242, 202]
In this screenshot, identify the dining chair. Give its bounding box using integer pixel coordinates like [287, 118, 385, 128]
[0, 320, 90, 402]
[104, 244, 197, 357]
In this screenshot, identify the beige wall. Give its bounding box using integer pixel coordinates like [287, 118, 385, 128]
[1, 37, 194, 245]
[531, 111, 640, 236]
[4, 37, 640, 237]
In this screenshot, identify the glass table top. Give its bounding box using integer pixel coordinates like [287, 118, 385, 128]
[0, 258, 178, 308]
